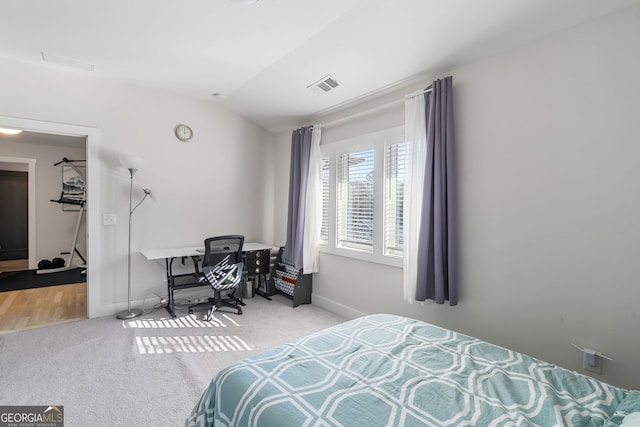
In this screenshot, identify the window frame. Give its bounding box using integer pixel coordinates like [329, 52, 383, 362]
[319, 126, 404, 268]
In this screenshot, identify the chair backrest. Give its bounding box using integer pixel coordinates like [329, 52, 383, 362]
[202, 235, 244, 290]
[203, 235, 244, 268]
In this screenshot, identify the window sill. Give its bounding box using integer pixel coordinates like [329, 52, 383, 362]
[318, 244, 403, 268]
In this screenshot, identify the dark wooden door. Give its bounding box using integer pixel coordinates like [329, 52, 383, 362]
[0, 170, 28, 260]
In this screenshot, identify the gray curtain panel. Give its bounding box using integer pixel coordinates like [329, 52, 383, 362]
[283, 126, 313, 268]
[415, 76, 458, 305]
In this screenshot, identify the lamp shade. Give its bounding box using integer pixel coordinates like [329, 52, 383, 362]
[143, 188, 158, 201]
[119, 155, 144, 171]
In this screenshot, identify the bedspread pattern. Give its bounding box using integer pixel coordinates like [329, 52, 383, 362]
[186, 314, 636, 427]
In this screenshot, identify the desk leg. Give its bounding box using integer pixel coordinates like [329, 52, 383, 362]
[254, 275, 272, 301]
[165, 257, 178, 318]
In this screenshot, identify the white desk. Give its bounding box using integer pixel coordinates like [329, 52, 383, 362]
[141, 242, 276, 317]
[141, 242, 274, 261]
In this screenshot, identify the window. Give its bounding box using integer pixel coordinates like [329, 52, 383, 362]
[320, 126, 404, 266]
[337, 149, 374, 252]
[384, 142, 407, 257]
[320, 156, 330, 243]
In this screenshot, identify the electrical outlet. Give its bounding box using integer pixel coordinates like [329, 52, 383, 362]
[583, 352, 602, 374]
[103, 213, 117, 225]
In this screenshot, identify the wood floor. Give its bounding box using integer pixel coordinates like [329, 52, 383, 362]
[0, 258, 30, 272]
[0, 282, 87, 334]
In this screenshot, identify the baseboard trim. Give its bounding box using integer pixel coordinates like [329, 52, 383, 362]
[96, 293, 367, 321]
[93, 288, 212, 319]
[312, 294, 368, 320]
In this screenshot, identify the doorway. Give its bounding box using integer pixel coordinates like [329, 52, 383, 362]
[0, 170, 28, 261]
[0, 115, 101, 319]
[0, 156, 36, 269]
[0, 131, 89, 332]
[0, 132, 87, 271]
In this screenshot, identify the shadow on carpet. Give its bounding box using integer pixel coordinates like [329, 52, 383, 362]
[0, 267, 86, 292]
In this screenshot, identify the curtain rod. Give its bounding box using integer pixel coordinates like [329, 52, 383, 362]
[405, 86, 433, 99]
[314, 87, 432, 129]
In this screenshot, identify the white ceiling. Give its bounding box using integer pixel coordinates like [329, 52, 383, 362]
[0, 0, 637, 133]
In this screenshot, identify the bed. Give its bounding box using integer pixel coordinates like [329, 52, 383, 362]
[186, 314, 640, 426]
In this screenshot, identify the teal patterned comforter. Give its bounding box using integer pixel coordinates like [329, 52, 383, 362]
[186, 314, 640, 426]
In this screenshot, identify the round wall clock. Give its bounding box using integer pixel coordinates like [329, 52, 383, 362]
[174, 124, 193, 142]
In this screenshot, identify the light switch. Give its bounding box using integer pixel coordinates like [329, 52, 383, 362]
[103, 213, 117, 225]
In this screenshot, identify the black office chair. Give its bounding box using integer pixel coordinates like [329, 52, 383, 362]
[191, 235, 245, 318]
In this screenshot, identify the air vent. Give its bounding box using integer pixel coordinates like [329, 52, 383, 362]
[307, 75, 340, 94]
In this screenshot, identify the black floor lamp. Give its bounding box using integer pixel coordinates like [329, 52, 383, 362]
[116, 155, 153, 320]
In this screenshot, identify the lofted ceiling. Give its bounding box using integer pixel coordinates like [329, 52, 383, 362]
[0, 0, 638, 133]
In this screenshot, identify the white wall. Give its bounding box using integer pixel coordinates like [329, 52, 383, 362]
[0, 57, 276, 317]
[0, 141, 87, 263]
[274, 8, 640, 389]
[0, 162, 28, 172]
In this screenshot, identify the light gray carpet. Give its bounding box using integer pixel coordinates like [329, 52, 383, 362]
[0, 295, 346, 427]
